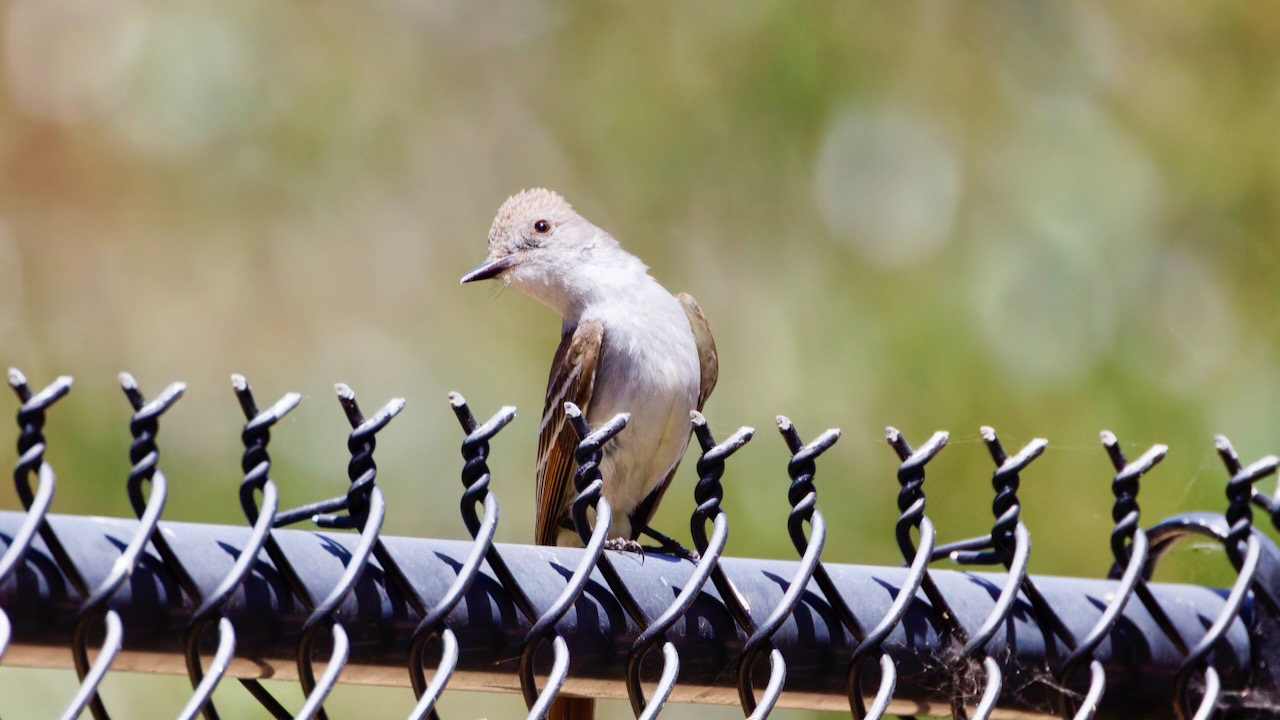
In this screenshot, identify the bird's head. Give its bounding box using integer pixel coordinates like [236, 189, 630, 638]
[461, 188, 632, 315]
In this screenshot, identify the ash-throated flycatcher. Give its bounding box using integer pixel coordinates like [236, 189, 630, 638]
[461, 188, 718, 552]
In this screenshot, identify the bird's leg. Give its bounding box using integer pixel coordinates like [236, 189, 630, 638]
[635, 522, 700, 562]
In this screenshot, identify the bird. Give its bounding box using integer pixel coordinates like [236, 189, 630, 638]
[461, 189, 717, 720]
[461, 188, 718, 550]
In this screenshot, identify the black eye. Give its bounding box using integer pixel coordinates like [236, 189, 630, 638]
[533, 219, 551, 233]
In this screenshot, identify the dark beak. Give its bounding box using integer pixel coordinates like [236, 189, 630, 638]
[460, 255, 517, 284]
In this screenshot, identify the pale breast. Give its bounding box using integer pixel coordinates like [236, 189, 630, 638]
[584, 294, 701, 535]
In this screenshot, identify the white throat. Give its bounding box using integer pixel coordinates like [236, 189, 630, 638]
[509, 244, 655, 326]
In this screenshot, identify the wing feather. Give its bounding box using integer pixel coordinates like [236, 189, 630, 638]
[677, 292, 718, 412]
[535, 321, 604, 547]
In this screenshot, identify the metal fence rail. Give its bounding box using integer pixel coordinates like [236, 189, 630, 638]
[1, 368, 1279, 720]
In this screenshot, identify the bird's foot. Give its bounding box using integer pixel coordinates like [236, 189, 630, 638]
[603, 537, 646, 554]
[643, 542, 700, 562]
[634, 522, 700, 561]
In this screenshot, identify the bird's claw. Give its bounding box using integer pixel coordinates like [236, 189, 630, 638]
[604, 537, 646, 554]
[633, 522, 700, 561]
[647, 543, 699, 562]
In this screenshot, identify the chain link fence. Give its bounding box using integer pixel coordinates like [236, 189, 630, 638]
[2, 368, 1279, 719]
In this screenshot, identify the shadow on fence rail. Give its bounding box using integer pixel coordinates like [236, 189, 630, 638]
[2, 368, 1280, 720]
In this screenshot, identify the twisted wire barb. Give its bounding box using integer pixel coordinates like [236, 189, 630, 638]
[5, 370, 100, 720]
[886, 428, 958, 637]
[929, 428, 1053, 720]
[561, 416, 690, 718]
[229, 376, 310, 719]
[687, 413, 760, 636]
[444, 395, 567, 715]
[1218, 437, 1276, 570]
[733, 417, 842, 718]
[884, 427, 975, 718]
[115, 374, 234, 720]
[778, 418, 860, 638]
[407, 393, 515, 720]
[892, 423, 1003, 720]
[292, 385, 404, 720]
[778, 416, 904, 719]
[1057, 431, 1175, 720]
[624, 412, 754, 719]
[65, 374, 184, 720]
[845, 429, 946, 719]
[1101, 432, 1187, 651]
[1, 370, 77, 665]
[972, 429, 1077, 656]
[975, 430, 1073, 649]
[1170, 438, 1278, 720]
[518, 404, 626, 719]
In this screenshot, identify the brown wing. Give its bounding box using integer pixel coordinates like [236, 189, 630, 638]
[629, 293, 719, 534]
[677, 292, 718, 412]
[535, 320, 604, 547]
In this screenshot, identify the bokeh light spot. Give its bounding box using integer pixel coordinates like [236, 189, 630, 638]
[972, 225, 1116, 385]
[100, 3, 259, 158]
[5, 0, 143, 126]
[813, 106, 960, 268]
[1154, 247, 1237, 386]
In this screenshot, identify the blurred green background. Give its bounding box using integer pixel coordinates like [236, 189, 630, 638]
[2, 2, 1279, 718]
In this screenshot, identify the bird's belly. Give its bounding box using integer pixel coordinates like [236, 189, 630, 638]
[586, 370, 697, 539]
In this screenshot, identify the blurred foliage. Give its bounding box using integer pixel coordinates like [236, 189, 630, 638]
[2, 2, 1280, 718]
